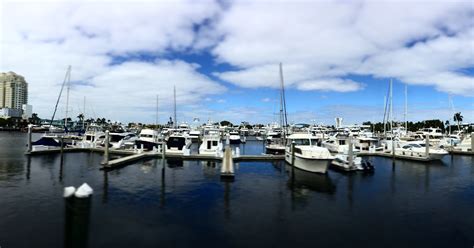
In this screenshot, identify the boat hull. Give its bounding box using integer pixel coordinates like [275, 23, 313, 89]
[265, 145, 285, 155]
[285, 152, 331, 174]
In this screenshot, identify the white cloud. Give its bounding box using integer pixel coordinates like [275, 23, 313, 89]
[0, 0, 225, 122]
[0, 0, 473, 124]
[211, 0, 474, 95]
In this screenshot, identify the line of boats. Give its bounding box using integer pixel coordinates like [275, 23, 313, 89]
[29, 119, 472, 174]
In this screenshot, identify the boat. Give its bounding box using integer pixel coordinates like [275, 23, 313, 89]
[321, 133, 349, 153]
[228, 130, 242, 144]
[166, 133, 188, 155]
[395, 141, 449, 160]
[135, 128, 162, 151]
[108, 132, 138, 149]
[188, 129, 201, 143]
[75, 124, 105, 148]
[285, 133, 334, 174]
[199, 128, 222, 156]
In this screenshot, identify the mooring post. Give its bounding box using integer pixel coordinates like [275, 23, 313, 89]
[425, 135, 430, 158]
[60, 136, 64, 154]
[162, 141, 166, 159]
[101, 130, 109, 165]
[291, 142, 296, 167]
[348, 136, 353, 167]
[471, 132, 473, 152]
[27, 124, 32, 153]
[392, 138, 396, 158]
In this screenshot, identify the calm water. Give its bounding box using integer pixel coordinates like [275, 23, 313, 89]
[0, 132, 473, 248]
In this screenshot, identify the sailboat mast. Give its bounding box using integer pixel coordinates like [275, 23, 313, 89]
[156, 95, 159, 129]
[390, 78, 393, 135]
[404, 84, 407, 133]
[82, 96, 86, 131]
[50, 65, 71, 129]
[173, 86, 177, 129]
[65, 65, 71, 129]
[279, 63, 288, 140]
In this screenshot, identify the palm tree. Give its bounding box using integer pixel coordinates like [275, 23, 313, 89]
[445, 120, 450, 134]
[453, 112, 463, 131]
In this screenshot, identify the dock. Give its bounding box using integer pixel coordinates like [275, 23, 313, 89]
[26, 145, 285, 169]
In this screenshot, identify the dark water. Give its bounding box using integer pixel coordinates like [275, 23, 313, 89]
[0, 132, 473, 248]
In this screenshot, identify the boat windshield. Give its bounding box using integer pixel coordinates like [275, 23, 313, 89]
[292, 139, 311, 145]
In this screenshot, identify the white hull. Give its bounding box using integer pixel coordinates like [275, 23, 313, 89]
[285, 152, 331, 174]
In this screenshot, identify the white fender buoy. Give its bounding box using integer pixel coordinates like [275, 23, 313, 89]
[74, 183, 93, 198]
[63, 186, 76, 198]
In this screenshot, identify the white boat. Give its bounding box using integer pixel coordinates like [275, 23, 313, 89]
[109, 132, 138, 149]
[321, 133, 349, 153]
[166, 133, 188, 155]
[188, 129, 201, 143]
[135, 128, 162, 150]
[265, 142, 286, 155]
[199, 128, 222, 156]
[396, 142, 448, 160]
[228, 131, 242, 144]
[285, 133, 334, 174]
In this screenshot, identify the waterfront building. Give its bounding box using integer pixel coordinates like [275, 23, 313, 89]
[0, 71, 28, 110]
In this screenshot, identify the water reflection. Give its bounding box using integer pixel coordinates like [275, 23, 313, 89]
[64, 197, 92, 248]
[222, 179, 232, 220]
[286, 165, 336, 195]
[160, 158, 166, 208]
[102, 170, 109, 203]
[167, 158, 183, 168]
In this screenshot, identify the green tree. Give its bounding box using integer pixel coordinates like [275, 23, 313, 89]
[220, 120, 232, 126]
[453, 112, 463, 131]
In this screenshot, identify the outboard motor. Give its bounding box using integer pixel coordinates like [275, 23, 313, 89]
[361, 160, 375, 172]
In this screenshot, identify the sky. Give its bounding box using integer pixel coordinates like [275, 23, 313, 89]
[1, 0, 473, 126]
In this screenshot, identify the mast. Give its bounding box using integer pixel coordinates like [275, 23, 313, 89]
[279, 63, 288, 143]
[64, 65, 71, 130]
[404, 84, 407, 134]
[50, 65, 71, 130]
[82, 96, 86, 131]
[156, 95, 159, 129]
[390, 78, 393, 136]
[383, 95, 387, 137]
[173, 86, 177, 129]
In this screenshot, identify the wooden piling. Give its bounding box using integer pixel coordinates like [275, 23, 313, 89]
[27, 125, 32, 154]
[471, 132, 473, 152]
[60, 136, 64, 154]
[425, 135, 430, 158]
[291, 142, 296, 167]
[101, 131, 109, 165]
[221, 146, 234, 177]
[348, 136, 353, 167]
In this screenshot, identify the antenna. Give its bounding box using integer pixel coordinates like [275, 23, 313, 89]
[173, 86, 177, 129]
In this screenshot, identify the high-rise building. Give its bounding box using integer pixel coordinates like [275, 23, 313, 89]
[0, 72, 28, 109]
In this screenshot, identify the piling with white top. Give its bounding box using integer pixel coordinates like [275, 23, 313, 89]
[27, 125, 32, 153]
[101, 131, 109, 165]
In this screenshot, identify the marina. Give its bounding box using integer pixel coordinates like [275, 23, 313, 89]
[1, 131, 473, 248]
[1, 1, 474, 247]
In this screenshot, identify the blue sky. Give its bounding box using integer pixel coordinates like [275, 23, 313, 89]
[1, 0, 473, 125]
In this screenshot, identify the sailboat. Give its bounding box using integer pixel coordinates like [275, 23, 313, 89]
[265, 63, 288, 155]
[31, 66, 77, 151]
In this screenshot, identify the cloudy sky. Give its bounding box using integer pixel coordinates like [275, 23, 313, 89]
[1, 0, 473, 125]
